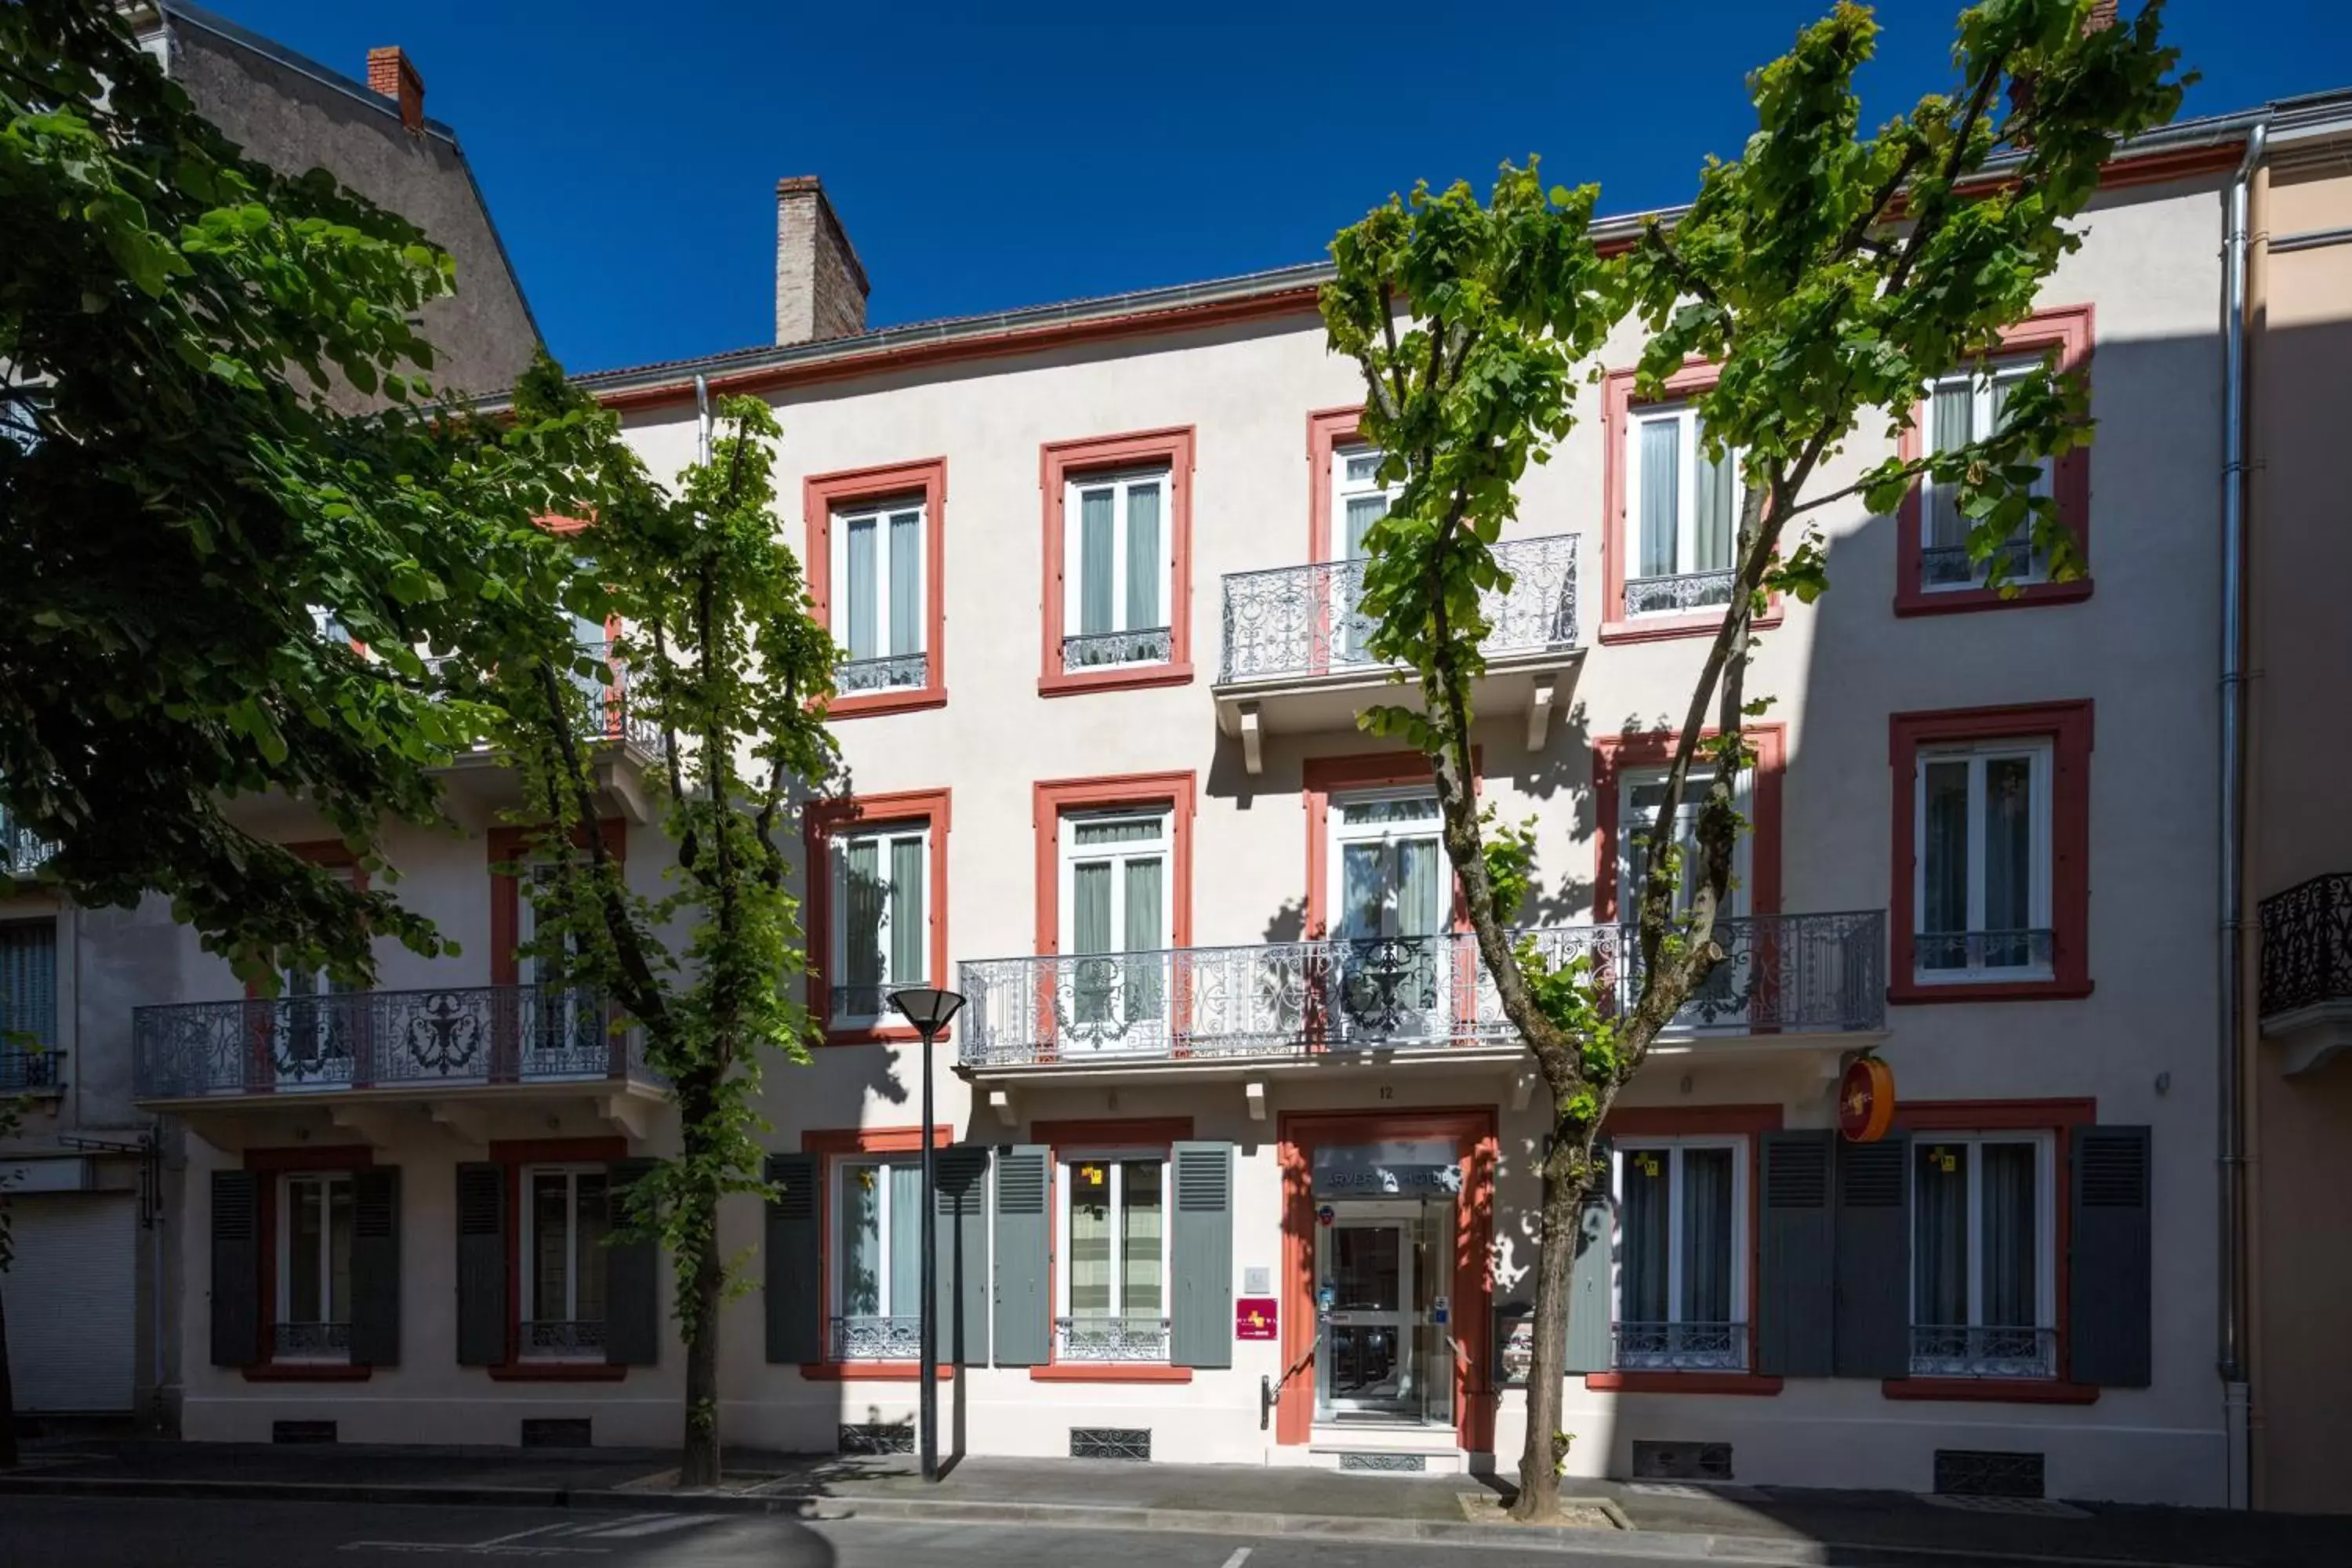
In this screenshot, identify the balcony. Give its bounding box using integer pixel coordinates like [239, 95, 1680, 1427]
[956, 911, 1884, 1083]
[1908, 1324, 2058, 1381]
[132, 983, 666, 1145]
[1212, 534, 1581, 772]
[426, 640, 665, 822]
[0, 804, 55, 878]
[2258, 873, 2352, 1075]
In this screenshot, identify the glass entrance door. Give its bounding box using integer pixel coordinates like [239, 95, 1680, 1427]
[1312, 1200, 1457, 1427]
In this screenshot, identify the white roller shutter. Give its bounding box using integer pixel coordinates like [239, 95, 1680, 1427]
[4, 1192, 136, 1411]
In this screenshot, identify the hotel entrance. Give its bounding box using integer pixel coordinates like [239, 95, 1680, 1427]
[1314, 1198, 1455, 1427]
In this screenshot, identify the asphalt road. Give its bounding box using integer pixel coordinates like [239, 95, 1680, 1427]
[0, 1496, 1667, 1568]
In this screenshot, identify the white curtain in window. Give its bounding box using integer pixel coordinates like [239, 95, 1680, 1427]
[1680, 1147, 1733, 1325]
[1069, 1166, 1112, 1317]
[845, 518, 878, 660]
[1639, 419, 1681, 578]
[889, 837, 924, 985]
[1120, 1160, 1163, 1320]
[1980, 1143, 2038, 1328]
[1080, 488, 1116, 635]
[1125, 481, 1161, 631]
[1928, 383, 1974, 551]
[1921, 760, 1971, 954]
[888, 1163, 922, 1316]
[1397, 838, 1443, 938]
[1693, 423, 1736, 573]
[887, 510, 921, 658]
[1123, 855, 1163, 1019]
[844, 839, 884, 990]
[1343, 495, 1385, 561]
[1983, 757, 2033, 962]
[841, 1167, 882, 1317]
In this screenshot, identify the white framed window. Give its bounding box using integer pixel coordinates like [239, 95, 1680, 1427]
[1060, 810, 1172, 1041]
[275, 866, 356, 1089]
[518, 862, 601, 1066]
[1908, 1133, 2058, 1378]
[275, 1173, 354, 1359]
[1922, 361, 2050, 591]
[521, 1165, 609, 1359]
[1624, 402, 1740, 614]
[1328, 791, 1445, 943]
[1330, 444, 1399, 664]
[1062, 467, 1173, 670]
[830, 823, 931, 1026]
[1915, 740, 2054, 981]
[833, 1156, 924, 1359]
[1611, 1139, 1748, 1370]
[1617, 765, 1751, 920]
[829, 497, 927, 689]
[1058, 1152, 1171, 1362]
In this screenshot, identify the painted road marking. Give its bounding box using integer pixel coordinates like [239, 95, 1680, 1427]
[1216, 1549, 1253, 1568]
[573, 1514, 709, 1538]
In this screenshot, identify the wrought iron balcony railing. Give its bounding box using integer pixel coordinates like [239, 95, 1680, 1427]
[831, 1314, 922, 1361]
[835, 652, 928, 696]
[0, 1048, 57, 1092]
[1920, 535, 2039, 590]
[1908, 1323, 2057, 1380]
[957, 910, 1884, 1068]
[272, 1321, 351, 1358]
[1624, 568, 1737, 616]
[522, 1319, 607, 1358]
[0, 805, 55, 877]
[424, 639, 661, 756]
[132, 983, 662, 1101]
[1613, 1319, 1747, 1372]
[1065, 626, 1174, 670]
[2259, 873, 2352, 1019]
[1054, 1315, 1172, 1362]
[1218, 534, 1578, 684]
[1914, 928, 2056, 976]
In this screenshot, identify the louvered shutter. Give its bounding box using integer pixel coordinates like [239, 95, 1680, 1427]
[934, 1146, 991, 1367]
[455, 1162, 508, 1366]
[1757, 1131, 1835, 1377]
[1563, 1141, 1614, 1374]
[1832, 1135, 1911, 1378]
[349, 1167, 401, 1367]
[1169, 1141, 1233, 1369]
[604, 1159, 660, 1366]
[0, 919, 56, 1052]
[764, 1153, 822, 1364]
[209, 1171, 260, 1367]
[991, 1145, 1051, 1366]
[2070, 1126, 2152, 1388]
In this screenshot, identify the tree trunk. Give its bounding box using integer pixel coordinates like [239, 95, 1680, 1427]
[1510, 1147, 1581, 1519]
[677, 1199, 723, 1487]
[0, 1269, 19, 1468]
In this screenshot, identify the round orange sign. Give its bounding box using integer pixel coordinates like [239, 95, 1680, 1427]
[1838, 1055, 1896, 1144]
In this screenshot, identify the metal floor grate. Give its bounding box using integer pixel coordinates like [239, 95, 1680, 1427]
[1069, 1427, 1151, 1461]
[838, 1422, 915, 1456]
[1632, 1439, 1733, 1481]
[1933, 1448, 2045, 1499]
[521, 1418, 593, 1448]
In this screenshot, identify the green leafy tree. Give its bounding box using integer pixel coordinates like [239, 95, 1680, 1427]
[1, 0, 593, 986]
[1322, 0, 2184, 1519]
[486, 374, 838, 1488]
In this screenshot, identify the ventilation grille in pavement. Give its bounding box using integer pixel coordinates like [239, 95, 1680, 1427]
[270, 1420, 336, 1445]
[1933, 1448, 2045, 1499]
[1632, 1439, 1733, 1481]
[838, 1422, 915, 1456]
[521, 1418, 593, 1448]
[1069, 1427, 1151, 1461]
[1338, 1452, 1426, 1472]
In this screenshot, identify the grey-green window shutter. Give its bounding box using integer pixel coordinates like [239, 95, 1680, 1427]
[1170, 1141, 1234, 1369]
[1832, 1134, 1911, 1378]
[1563, 1140, 1614, 1375]
[992, 1145, 1051, 1367]
[935, 1146, 992, 1367]
[1758, 1131, 1835, 1377]
[604, 1158, 661, 1366]
[455, 1161, 508, 1367]
[2070, 1125, 2152, 1388]
[209, 1170, 260, 1368]
[764, 1152, 822, 1364]
[350, 1167, 401, 1367]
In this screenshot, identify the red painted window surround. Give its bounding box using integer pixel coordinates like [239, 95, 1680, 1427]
[1893, 305, 2096, 618]
[1887, 702, 2094, 1005]
[1027, 1116, 1197, 1385]
[1880, 1098, 2101, 1406]
[1299, 752, 1480, 938]
[483, 1136, 630, 1384]
[1277, 1109, 1497, 1452]
[803, 789, 953, 1046]
[239, 1145, 377, 1383]
[1591, 726, 1786, 924]
[1305, 407, 1365, 561]
[1583, 1105, 1786, 1396]
[488, 820, 628, 989]
[1033, 773, 1198, 958]
[798, 1126, 956, 1381]
[1037, 428, 1196, 697]
[803, 458, 950, 718]
[1598, 360, 1784, 646]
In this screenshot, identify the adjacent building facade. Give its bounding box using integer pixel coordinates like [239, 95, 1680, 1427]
[31, 87, 2343, 1506]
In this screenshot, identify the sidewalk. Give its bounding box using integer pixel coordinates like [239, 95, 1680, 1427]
[7, 1437, 2350, 1566]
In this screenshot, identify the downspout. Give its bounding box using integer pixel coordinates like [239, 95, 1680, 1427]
[2217, 117, 2267, 1514]
[694, 374, 712, 467]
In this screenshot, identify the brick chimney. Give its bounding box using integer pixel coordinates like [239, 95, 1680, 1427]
[366, 47, 425, 134]
[2083, 0, 2119, 31]
[775, 177, 870, 346]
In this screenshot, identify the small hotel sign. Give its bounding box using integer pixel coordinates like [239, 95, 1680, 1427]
[1311, 1139, 1461, 1198]
[1235, 1297, 1279, 1341]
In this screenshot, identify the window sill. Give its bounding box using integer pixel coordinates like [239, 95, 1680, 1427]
[1882, 1377, 2099, 1406]
[1889, 977, 2094, 1006]
[1038, 661, 1195, 699]
[1599, 604, 1782, 647]
[1029, 1363, 1193, 1384]
[799, 1361, 956, 1381]
[1583, 1371, 1782, 1396]
[829, 686, 949, 721]
[241, 1363, 372, 1383]
[486, 1362, 627, 1382]
[1894, 578, 2093, 619]
[822, 1023, 928, 1047]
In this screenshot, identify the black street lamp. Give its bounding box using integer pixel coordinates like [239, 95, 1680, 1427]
[888, 985, 966, 1482]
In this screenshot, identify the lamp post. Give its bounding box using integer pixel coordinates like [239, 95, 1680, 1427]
[888, 985, 965, 1482]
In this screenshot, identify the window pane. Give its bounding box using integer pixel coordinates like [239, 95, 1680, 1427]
[1927, 383, 1974, 550]
[1072, 862, 1114, 1022]
[1074, 817, 1162, 846]
[289, 1181, 324, 1323]
[1620, 1148, 1671, 1325]
[844, 517, 877, 660]
[1983, 757, 2035, 966]
[1980, 1143, 2038, 1328]
[575, 1174, 609, 1325]
[1068, 1161, 1113, 1317]
[1914, 1143, 1969, 1327]
[840, 1164, 883, 1317]
[531, 1173, 572, 1320]
[1679, 1148, 1734, 1325]
[1120, 1161, 1164, 1319]
[1342, 449, 1383, 485]
[1693, 421, 1735, 574]
[1921, 760, 1972, 966]
[888, 1163, 923, 1318]
[844, 838, 884, 990]
[1125, 481, 1162, 631]
[1342, 495, 1385, 562]
[1123, 857, 1163, 952]
[1638, 419, 1681, 578]
[890, 835, 924, 985]
[1079, 488, 1116, 635]
[1338, 796, 1439, 826]
[1338, 843, 1385, 941]
[887, 510, 922, 659]
[1396, 838, 1443, 938]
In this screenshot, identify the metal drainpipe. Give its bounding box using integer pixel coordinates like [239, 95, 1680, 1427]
[2218, 117, 2267, 1513]
[695, 374, 712, 466]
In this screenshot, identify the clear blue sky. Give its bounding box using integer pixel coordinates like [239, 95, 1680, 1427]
[204, 0, 2349, 376]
